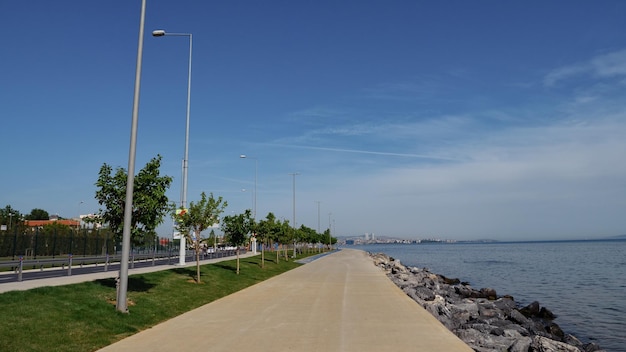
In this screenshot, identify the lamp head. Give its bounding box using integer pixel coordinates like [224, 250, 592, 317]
[152, 29, 166, 37]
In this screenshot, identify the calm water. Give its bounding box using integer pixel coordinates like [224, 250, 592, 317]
[347, 239, 626, 351]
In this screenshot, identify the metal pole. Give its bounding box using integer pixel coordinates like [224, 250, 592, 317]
[315, 201, 320, 233]
[328, 212, 332, 249]
[289, 173, 299, 257]
[117, 0, 146, 313]
[254, 158, 257, 220]
[239, 155, 258, 221]
[178, 33, 193, 265]
[182, 33, 192, 209]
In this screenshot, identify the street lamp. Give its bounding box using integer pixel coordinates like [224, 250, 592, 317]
[328, 212, 332, 250]
[153, 29, 193, 266]
[78, 201, 84, 229]
[118, 0, 147, 313]
[314, 201, 321, 234]
[241, 188, 253, 211]
[239, 155, 257, 220]
[289, 172, 300, 257]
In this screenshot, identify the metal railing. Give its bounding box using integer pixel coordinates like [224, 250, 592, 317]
[0, 249, 244, 282]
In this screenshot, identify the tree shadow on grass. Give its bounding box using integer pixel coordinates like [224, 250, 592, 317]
[95, 277, 156, 292]
[171, 267, 198, 281]
[212, 263, 237, 273]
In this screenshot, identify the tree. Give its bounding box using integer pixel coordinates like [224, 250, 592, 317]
[256, 212, 278, 268]
[277, 219, 292, 262]
[26, 208, 49, 220]
[207, 229, 218, 251]
[1, 205, 22, 231]
[174, 192, 226, 283]
[94, 155, 173, 246]
[298, 224, 318, 254]
[221, 209, 254, 274]
[323, 228, 337, 248]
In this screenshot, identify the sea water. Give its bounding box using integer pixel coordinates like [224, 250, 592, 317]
[347, 239, 626, 351]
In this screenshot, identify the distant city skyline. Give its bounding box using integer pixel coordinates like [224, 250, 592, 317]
[1, 1, 625, 241]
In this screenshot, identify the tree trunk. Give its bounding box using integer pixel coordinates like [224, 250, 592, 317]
[196, 242, 201, 283]
[236, 248, 240, 275]
[261, 242, 265, 269]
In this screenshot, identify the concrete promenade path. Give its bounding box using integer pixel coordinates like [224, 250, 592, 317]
[98, 249, 473, 352]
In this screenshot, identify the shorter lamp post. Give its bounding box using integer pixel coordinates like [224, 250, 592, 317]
[239, 155, 257, 221]
[152, 28, 193, 266]
[289, 172, 300, 257]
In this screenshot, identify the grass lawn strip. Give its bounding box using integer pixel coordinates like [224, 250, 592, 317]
[0, 253, 314, 352]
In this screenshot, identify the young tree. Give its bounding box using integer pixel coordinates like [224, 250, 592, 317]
[323, 228, 337, 249]
[298, 225, 318, 254]
[95, 155, 173, 246]
[277, 219, 292, 261]
[174, 192, 226, 283]
[256, 212, 278, 268]
[221, 209, 254, 274]
[207, 229, 218, 251]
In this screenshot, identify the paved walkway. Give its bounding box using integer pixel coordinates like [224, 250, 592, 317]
[98, 249, 472, 352]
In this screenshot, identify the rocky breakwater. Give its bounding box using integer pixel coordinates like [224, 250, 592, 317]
[370, 253, 605, 352]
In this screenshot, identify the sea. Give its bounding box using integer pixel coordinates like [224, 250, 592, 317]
[345, 239, 626, 351]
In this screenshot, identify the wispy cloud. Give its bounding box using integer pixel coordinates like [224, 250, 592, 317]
[544, 49, 626, 86]
[307, 113, 626, 239]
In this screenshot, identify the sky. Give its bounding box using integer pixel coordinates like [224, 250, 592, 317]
[1, 1, 626, 242]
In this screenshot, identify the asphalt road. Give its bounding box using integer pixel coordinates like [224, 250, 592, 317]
[0, 251, 244, 293]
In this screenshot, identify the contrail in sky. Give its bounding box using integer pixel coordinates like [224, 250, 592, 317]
[268, 144, 459, 161]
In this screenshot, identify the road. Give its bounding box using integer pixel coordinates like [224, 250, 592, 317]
[0, 250, 244, 293]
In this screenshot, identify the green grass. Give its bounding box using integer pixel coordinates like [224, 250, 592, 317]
[0, 253, 315, 352]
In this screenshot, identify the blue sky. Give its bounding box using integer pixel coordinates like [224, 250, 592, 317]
[2, 1, 626, 241]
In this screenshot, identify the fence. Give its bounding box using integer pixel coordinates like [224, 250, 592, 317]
[0, 227, 174, 260]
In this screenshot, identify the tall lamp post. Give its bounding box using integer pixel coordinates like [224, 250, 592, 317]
[239, 155, 257, 220]
[314, 201, 321, 251]
[241, 188, 253, 211]
[152, 29, 193, 266]
[289, 172, 300, 257]
[328, 212, 332, 250]
[314, 201, 321, 233]
[78, 201, 84, 229]
[118, 0, 147, 313]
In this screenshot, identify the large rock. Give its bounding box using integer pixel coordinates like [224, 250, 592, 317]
[369, 252, 607, 352]
[531, 336, 581, 352]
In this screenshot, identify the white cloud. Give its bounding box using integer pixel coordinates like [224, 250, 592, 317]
[544, 49, 626, 86]
[297, 112, 626, 240]
[591, 49, 626, 77]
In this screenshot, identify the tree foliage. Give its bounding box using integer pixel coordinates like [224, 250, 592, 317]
[1, 205, 22, 229]
[26, 208, 49, 220]
[256, 212, 278, 268]
[174, 192, 226, 283]
[94, 155, 173, 245]
[222, 209, 254, 274]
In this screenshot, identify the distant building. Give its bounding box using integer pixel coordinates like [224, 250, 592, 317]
[25, 219, 80, 227]
[25, 218, 80, 228]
